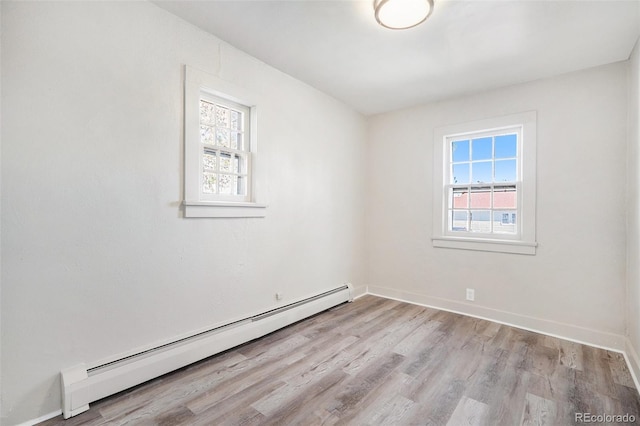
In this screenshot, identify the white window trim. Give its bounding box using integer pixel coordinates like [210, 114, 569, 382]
[183, 65, 266, 218]
[432, 111, 537, 255]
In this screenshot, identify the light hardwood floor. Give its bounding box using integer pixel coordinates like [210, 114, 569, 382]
[40, 296, 640, 425]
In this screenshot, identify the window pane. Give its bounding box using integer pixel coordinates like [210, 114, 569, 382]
[237, 176, 246, 196]
[470, 210, 491, 233]
[230, 110, 241, 130]
[200, 125, 214, 145]
[203, 172, 217, 194]
[450, 188, 468, 209]
[452, 140, 470, 162]
[452, 163, 470, 184]
[200, 100, 214, 124]
[495, 134, 517, 158]
[203, 151, 216, 171]
[472, 161, 492, 183]
[495, 159, 516, 182]
[219, 153, 233, 173]
[470, 187, 491, 208]
[494, 211, 517, 234]
[472, 137, 492, 160]
[219, 174, 233, 194]
[216, 128, 230, 148]
[230, 132, 242, 150]
[234, 155, 244, 174]
[451, 210, 468, 231]
[494, 185, 517, 208]
[216, 106, 229, 128]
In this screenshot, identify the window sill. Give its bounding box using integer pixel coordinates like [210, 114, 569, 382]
[432, 236, 537, 255]
[183, 201, 267, 218]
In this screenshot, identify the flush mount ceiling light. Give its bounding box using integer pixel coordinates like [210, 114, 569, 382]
[374, 0, 434, 30]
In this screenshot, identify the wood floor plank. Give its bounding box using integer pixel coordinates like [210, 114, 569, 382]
[485, 366, 531, 425]
[416, 379, 467, 425]
[365, 393, 415, 426]
[392, 317, 441, 356]
[608, 351, 636, 388]
[326, 352, 405, 418]
[334, 367, 416, 424]
[446, 396, 489, 426]
[463, 347, 510, 404]
[579, 345, 619, 399]
[481, 321, 502, 339]
[258, 369, 350, 426]
[345, 377, 415, 426]
[401, 329, 449, 378]
[183, 333, 313, 414]
[185, 375, 286, 423]
[153, 405, 197, 426]
[341, 304, 401, 340]
[615, 383, 640, 418]
[452, 338, 496, 383]
[527, 366, 574, 402]
[520, 392, 557, 426]
[250, 335, 359, 416]
[39, 296, 640, 426]
[189, 405, 265, 426]
[558, 340, 584, 370]
[283, 335, 361, 388]
[526, 344, 560, 377]
[341, 304, 431, 376]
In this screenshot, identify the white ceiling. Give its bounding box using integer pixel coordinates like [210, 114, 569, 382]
[153, 0, 640, 115]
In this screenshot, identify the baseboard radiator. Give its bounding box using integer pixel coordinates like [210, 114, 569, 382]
[60, 284, 353, 418]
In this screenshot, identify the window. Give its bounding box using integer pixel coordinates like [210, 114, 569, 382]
[447, 129, 518, 235]
[432, 112, 537, 255]
[199, 96, 250, 201]
[183, 66, 266, 218]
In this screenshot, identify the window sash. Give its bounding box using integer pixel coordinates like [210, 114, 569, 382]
[199, 150, 252, 202]
[198, 93, 252, 202]
[444, 182, 521, 238]
[443, 126, 523, 240]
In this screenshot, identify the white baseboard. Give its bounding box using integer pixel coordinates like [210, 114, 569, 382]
[15, 410, 61, 426]
[367, 285, 626, 351]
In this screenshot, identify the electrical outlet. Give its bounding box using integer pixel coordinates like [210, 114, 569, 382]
[466, 288, 475, 301]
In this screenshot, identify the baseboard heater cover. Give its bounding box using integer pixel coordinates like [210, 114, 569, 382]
[60, 284, 353, 418]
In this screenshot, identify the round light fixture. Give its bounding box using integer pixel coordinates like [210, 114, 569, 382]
[374, 0, 434, 30]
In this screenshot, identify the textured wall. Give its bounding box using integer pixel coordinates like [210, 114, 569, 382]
[0, 2, 366, 423]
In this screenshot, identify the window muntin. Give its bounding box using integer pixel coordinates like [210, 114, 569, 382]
[198, 95, 251, 202]
[445, 128, 521, 238]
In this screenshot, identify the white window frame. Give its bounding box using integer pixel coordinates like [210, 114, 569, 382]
[183, 66, 266, 218]
[432, 111, 537, 255]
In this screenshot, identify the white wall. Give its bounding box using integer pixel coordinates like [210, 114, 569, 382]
[366, 62, 629, 346]
[0, 1, 366, 424]
[627, 38, 640, 376]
